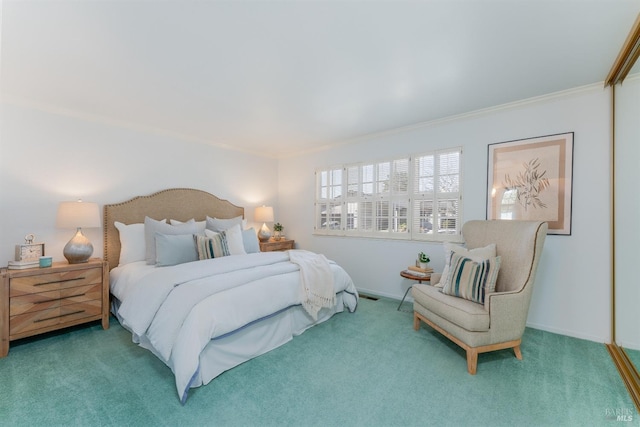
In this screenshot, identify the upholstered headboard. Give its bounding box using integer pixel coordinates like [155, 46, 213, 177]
[103, 188, 244, 271]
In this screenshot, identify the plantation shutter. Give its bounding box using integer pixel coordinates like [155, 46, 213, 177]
[315, 149, 461, 241]
[411, 148, 462, 240]
[391, 158, 409, 235]
[315, 167, 344, 233]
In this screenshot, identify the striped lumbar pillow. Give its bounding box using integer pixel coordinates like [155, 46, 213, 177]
[441, 253, 501, 304]
[194, 232, 230, 259]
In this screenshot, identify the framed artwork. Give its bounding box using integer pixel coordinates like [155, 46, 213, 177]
[487, 132, 574, 235]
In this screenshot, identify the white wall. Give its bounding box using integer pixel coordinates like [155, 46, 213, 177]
[278, 84, 612, 343]
[0, 101, 279, 266]
[0, 84, 616, 344]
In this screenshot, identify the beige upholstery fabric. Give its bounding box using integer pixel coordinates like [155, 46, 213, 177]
[412, 220, 547, 372]
[412, 284, 489, 331]
[429, 273, 442, 286]
[104, 188, 244, 271]
[461, 220, 542, 293]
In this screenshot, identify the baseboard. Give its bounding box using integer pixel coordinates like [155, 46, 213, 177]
[360, 287, 609, 344]
[357, 287, 406, 301]
[525, 321, 606, 344]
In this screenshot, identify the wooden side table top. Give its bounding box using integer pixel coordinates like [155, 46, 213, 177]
[400, 270, 431, 283]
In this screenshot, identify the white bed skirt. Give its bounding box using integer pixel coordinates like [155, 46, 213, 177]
[113, 292, 349, 393]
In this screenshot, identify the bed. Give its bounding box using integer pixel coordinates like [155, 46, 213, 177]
[104, 188, 359, 403]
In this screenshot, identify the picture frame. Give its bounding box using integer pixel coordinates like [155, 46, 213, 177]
[487, 132, 574, 235]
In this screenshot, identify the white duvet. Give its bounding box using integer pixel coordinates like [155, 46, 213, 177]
[110, 251, 358, 403]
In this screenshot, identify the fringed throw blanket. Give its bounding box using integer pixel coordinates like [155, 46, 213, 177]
[288, 250, 336, 320]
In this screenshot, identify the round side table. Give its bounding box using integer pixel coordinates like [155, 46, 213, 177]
[398, 271, 431, 311]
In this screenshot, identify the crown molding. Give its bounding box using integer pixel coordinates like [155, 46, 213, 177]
[2, 80, 607, 161]
[0, 93, 279, 159]
[281, 81, 607, 159]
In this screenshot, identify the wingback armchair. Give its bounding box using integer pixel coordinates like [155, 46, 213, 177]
[412, 220, 547, 374]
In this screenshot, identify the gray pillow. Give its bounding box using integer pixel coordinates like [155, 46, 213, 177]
[242, 228, 261, 253]
[206, 215, 243, 232]
[145, 216, 199, 264]
[155, 233, 198, 267]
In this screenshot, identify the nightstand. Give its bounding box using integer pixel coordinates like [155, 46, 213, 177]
[0, 258, 109, 357]
[260, 238, 295, 252]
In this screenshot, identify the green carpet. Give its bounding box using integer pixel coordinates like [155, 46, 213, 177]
[0, 298, 637, 427]
[626, 348, 640, 374]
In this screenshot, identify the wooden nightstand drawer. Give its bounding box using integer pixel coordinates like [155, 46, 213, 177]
[10, 301, 102, 336]
[1, 259, 109, 357]
[9, 283, 103, 316]
[260, 239, 295, 252]
[9, 267, 102, 295]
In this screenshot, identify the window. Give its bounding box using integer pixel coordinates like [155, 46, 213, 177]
[411, 149, 462, 240]
[316, 168, 343, 234]
[315, 147, 462, 241]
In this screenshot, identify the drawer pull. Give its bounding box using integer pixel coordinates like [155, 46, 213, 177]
[37, 293, 87, 304]
[33, 310, 85, 323]
[34, 277, 86, 286]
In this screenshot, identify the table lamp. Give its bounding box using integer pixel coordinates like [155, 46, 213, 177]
[56, 200, 101, 263]
[254, 206, 274, 242]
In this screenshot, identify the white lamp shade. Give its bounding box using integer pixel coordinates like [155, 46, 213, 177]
[56, 201, 101, 229]
[254, 206, 274, 223]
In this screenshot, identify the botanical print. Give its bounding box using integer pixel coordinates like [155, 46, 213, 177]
[503, 158, 550, 211]
[487, 133, 573, 235]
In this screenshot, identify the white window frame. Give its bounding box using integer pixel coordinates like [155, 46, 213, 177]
[315, 167, 344, 235]
[411, 148, 463, 241]
[314, 147, 463, 242]
[340, 158, 411, 239]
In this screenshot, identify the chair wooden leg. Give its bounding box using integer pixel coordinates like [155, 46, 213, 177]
[413, 311, 525, 374]
[413, 312, 421, 331]
[466, 349, 478, 375]
[513, 345, 522, 360]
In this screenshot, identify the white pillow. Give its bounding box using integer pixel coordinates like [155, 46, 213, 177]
[438, 243, 497, 286]
[114, 221, 146, 266]
[224, 224, 247, 255]
[206, 216, 247, 232]
[205, 224, 246, 255]
[170, 218, 206, 233]
[144, 217, 199, 264]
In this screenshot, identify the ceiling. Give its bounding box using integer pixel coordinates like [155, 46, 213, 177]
[1, 1, 639, 158]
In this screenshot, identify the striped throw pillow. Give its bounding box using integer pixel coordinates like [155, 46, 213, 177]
[441, 253, 501, 304]
[194, 232, 230, 260]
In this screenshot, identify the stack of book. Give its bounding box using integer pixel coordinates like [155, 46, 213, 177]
[8, 260, 39, 270]
[403, 265, 433, 277]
